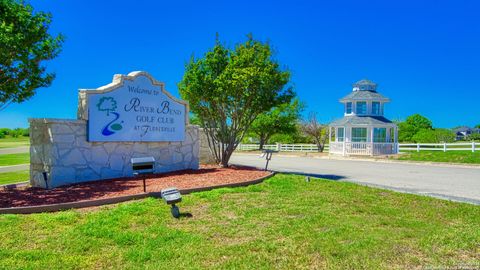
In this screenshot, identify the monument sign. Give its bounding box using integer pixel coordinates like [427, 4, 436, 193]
[86, 74, 186, 142]
[29, 71, 199, 189]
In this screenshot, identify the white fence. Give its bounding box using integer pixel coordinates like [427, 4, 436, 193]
[399, 142, 477, 152]
[237, 142, 478, 153]
[238, 143, 328, 152]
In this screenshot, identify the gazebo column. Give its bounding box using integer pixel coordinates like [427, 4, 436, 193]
[369, 127, 374, 155]
[394, 126, 399, 153]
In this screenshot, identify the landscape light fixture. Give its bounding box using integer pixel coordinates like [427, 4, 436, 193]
[161, 187, 182, 218]
[131, 157, 155, 192]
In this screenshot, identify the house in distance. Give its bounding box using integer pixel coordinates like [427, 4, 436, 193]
[329, 79, 398, 156]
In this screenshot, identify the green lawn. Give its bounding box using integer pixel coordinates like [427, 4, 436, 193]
[0, 136, 30, 149]
[0, 174, 478, 269]
[0, 170, 29, 185]
[395, 151, 480, 164]
[0, 153, 30, 166]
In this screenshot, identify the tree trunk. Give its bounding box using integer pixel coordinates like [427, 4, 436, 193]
[259, 137, 265, 150]
[316, 137, 325, 152]
[318, 142, 325, 152]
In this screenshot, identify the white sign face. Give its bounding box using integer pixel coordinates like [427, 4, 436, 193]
[87, 74, 186, 142]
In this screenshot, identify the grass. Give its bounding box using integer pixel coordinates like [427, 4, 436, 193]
[0, 174, 478, 269]
[395, 151, 480, 164]
[0, 153, 30, 166]
[0, 170, 29, 185]
[0, 136, 29, 149]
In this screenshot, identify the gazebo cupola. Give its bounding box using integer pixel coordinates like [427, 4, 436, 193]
[340, 79, 390, 117]
[329, 79, 398, 156]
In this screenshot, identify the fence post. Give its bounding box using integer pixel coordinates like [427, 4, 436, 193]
[417, 143, 420, 152]
[276, 143, 281, 152]
[238, 143, 242, 151]
[473, 141, 476, 153]
[443, 143, 447, 152]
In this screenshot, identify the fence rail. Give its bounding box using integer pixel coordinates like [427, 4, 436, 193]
[238, 144, 328, 152]
[237, 142, 478, 153]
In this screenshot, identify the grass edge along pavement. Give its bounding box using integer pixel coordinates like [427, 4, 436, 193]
[236, 149, 480, 165]
[0, 170, 29, 186]
[0, 174, 478, 269]
[393, 150, 480, 164]
[0, 153, 30, 166]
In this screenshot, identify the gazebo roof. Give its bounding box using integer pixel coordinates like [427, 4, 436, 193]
[339, 90, 390, 102]
[329, 115, 394, 126]
[353, 79, 377, 89]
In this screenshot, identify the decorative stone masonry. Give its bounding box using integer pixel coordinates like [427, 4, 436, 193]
[198, 128, 216, 164]
[29, 119, 199, 188]
[29, 71, 199, 188]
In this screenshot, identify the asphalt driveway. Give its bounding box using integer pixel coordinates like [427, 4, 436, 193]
[231, 153, 480, 204]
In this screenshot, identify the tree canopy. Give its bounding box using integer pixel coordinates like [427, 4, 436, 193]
[398, 114, 433, 142]
[0, 0, 64, 110]
[248, 98, 303, 149]
[178, 35, 293, 167]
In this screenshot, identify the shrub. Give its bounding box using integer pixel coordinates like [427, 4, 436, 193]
[412, 128, 455, 143]
[0, 128, 11, 136]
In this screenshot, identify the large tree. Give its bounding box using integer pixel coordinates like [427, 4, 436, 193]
[300, 112, 329, 152]
[249, 98, 303, 150]
[178, 35, 293, 167]
[398, 114, 433, 142]
[0, 0, 64, 110]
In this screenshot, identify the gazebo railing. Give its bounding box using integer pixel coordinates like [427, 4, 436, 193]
[372, 143, 396, 155]
[329, 142, 344, 154]
[328, 142, 397, 156]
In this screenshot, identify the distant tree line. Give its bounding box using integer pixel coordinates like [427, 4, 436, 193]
[244, 106, 330, 152]
[0, 127, 29, 138]
[244, 111, 479, 146]
[397, 114, 479, 143]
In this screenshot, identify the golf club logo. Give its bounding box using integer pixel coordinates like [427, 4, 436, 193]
[96, 97, 123, 136]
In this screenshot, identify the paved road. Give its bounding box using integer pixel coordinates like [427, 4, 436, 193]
[0, 146, 29, 155]
[231, 153, 480, 204]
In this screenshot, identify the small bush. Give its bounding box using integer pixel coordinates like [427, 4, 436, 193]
[0, 128, 11, 136]
[468, 133, 480, 141]
[21, 128, 29, 137]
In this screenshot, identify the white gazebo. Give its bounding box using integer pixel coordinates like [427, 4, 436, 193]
[329, 79, 398, 156]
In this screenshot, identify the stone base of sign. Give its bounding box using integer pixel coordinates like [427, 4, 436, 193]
[198, 128, 217, 164]
[29, 118, 199, 188]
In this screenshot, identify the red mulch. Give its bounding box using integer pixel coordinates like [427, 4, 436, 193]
[0, 165, 270, 208]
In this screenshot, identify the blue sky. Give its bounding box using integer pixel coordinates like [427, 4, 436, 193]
[2, 0, 479, 128]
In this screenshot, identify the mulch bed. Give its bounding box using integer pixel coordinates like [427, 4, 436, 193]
[0, 165, 270, 208]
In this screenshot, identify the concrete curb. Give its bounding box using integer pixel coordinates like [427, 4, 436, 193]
[0, 172, 275, 215]
[234, 152, 480, 169]
[312, 156, 480, 169]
